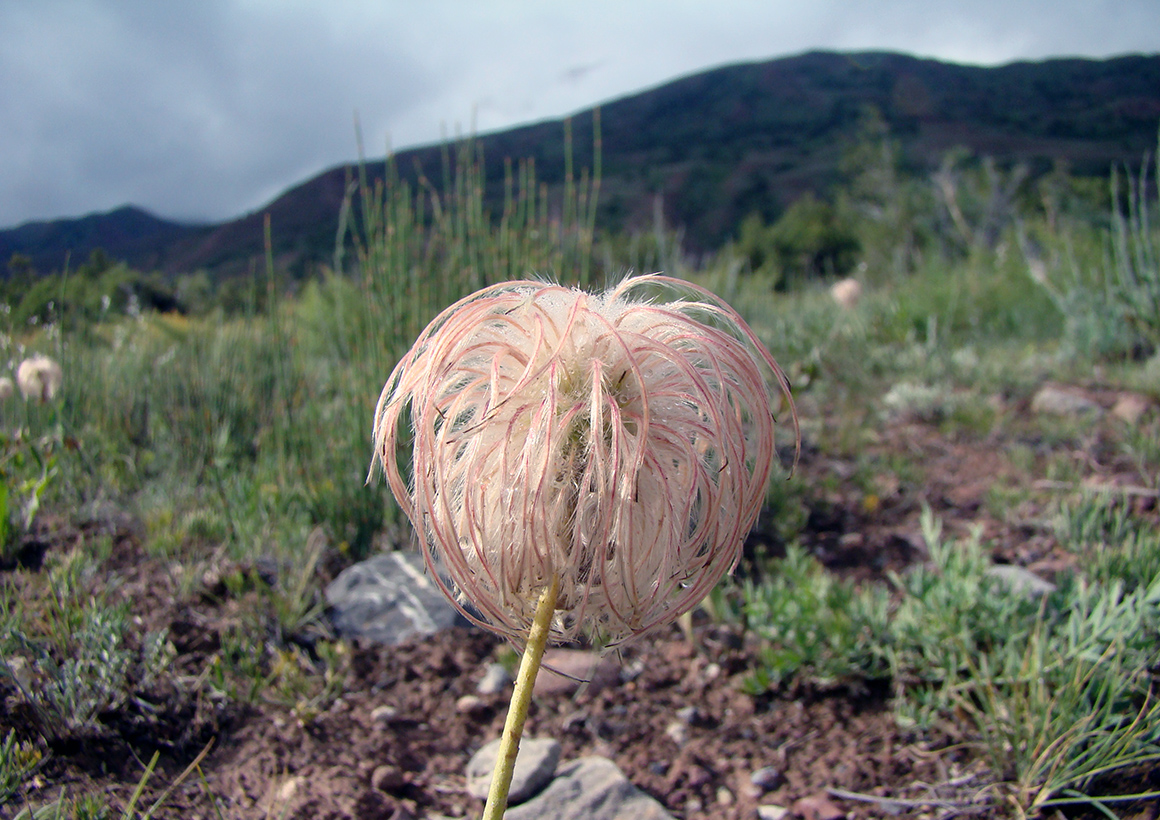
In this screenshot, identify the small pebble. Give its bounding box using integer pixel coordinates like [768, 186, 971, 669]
[456, 694, 485, 713]
[676, 705, 699, 724]
[370, 705, 398, 723]
[757, 805, 789, 820]
[664, 720, 689, 745]
[793, 793, 846, 820]
[749, 766, 785, 792]
[476, 663, 512, 695]
[5, 656, 33, 690]
[371, 764, 406, 792]
[685, 765, 711, 788]
[716, 786, 734, 806]
[276, 776, 303, 803]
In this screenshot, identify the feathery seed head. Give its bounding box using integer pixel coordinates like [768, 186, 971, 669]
[16, 355, 62, 402]
[371, 275, 797, 645]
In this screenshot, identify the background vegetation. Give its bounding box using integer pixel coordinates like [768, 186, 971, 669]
[1, 110, 1159, 818]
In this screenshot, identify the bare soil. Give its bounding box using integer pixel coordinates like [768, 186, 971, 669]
[3, 398, 1159, 820]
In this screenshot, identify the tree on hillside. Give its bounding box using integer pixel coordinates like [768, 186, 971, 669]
[735, 194, 858, 289]
[836, 108, 934, 282]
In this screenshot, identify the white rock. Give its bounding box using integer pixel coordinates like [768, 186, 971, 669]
[664, 720, 689, 745]
[370, 705, 398, 723]
[1112, 393, 1150, 424]
[757, 806, 790, 820]
[1030, 386, 1102, 418]
[986, 564, 1056, 598]
[456, 694, 485, 713]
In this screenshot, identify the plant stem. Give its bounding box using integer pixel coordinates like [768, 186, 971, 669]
[482, 575, 559, 820]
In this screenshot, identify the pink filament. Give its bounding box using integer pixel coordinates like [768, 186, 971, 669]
[371, 274, 798, 645]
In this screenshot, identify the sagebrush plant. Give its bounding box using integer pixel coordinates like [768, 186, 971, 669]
[1021, 137, 1160, 360]
[1054, 493, 1160, 590]
[738, 507, 1160, 815]
[0, 547, 176, 741]
[741, 544, 891, 691]
[1107, 152, 1160, 353]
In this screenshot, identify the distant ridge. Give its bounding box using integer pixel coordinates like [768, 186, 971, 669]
[0, 206, 209, 275]
[4, 50, 1159, 278]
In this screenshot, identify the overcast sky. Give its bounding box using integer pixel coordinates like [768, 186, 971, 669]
[2, 1, 1158, 229]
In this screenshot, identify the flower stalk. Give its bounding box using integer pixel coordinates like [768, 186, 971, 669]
[370, 274, 797, 819]
[482, 574, 559, 820]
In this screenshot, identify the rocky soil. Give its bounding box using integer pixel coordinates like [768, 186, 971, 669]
[3, 385, 1158, 819]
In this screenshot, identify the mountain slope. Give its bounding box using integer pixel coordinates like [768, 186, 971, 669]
[0, 206, 209, 276]
[4, 50, 1159, 277]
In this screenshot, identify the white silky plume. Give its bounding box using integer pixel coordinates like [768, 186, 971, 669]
[371, 275, 797, 645]
[16, 355, 63, 402]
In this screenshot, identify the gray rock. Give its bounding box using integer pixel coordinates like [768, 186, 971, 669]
[986, 564, 1057, 598]
[1031, 386, 1103, 418]
[325, 552, 466, 645]
[466, 737, 561, 805]
[477, 662, 513, 694]
[750, 765, 785, 792]
[505, 757, 675, 820]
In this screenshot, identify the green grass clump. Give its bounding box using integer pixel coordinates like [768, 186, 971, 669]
[740, 545, 891, 690]
[738, 508, 1160, 814]
[0, 548, 175, 741]
[0, 730, 45, 805]
[1055, 493, 1160, 591]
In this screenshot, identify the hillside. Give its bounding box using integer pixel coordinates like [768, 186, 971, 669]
[0, 206, 210, 276]
[4, 49, 1159, 278]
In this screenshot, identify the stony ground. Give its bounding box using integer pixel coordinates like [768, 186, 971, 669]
[2, 384, 1158, 820]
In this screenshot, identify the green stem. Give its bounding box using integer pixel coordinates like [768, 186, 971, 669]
[481, 575, 559, 820]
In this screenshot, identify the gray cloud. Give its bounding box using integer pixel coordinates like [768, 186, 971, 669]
[1, 0, 1158, 228]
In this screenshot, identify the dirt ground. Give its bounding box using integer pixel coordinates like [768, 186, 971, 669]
[3, 398, 1159, 820]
